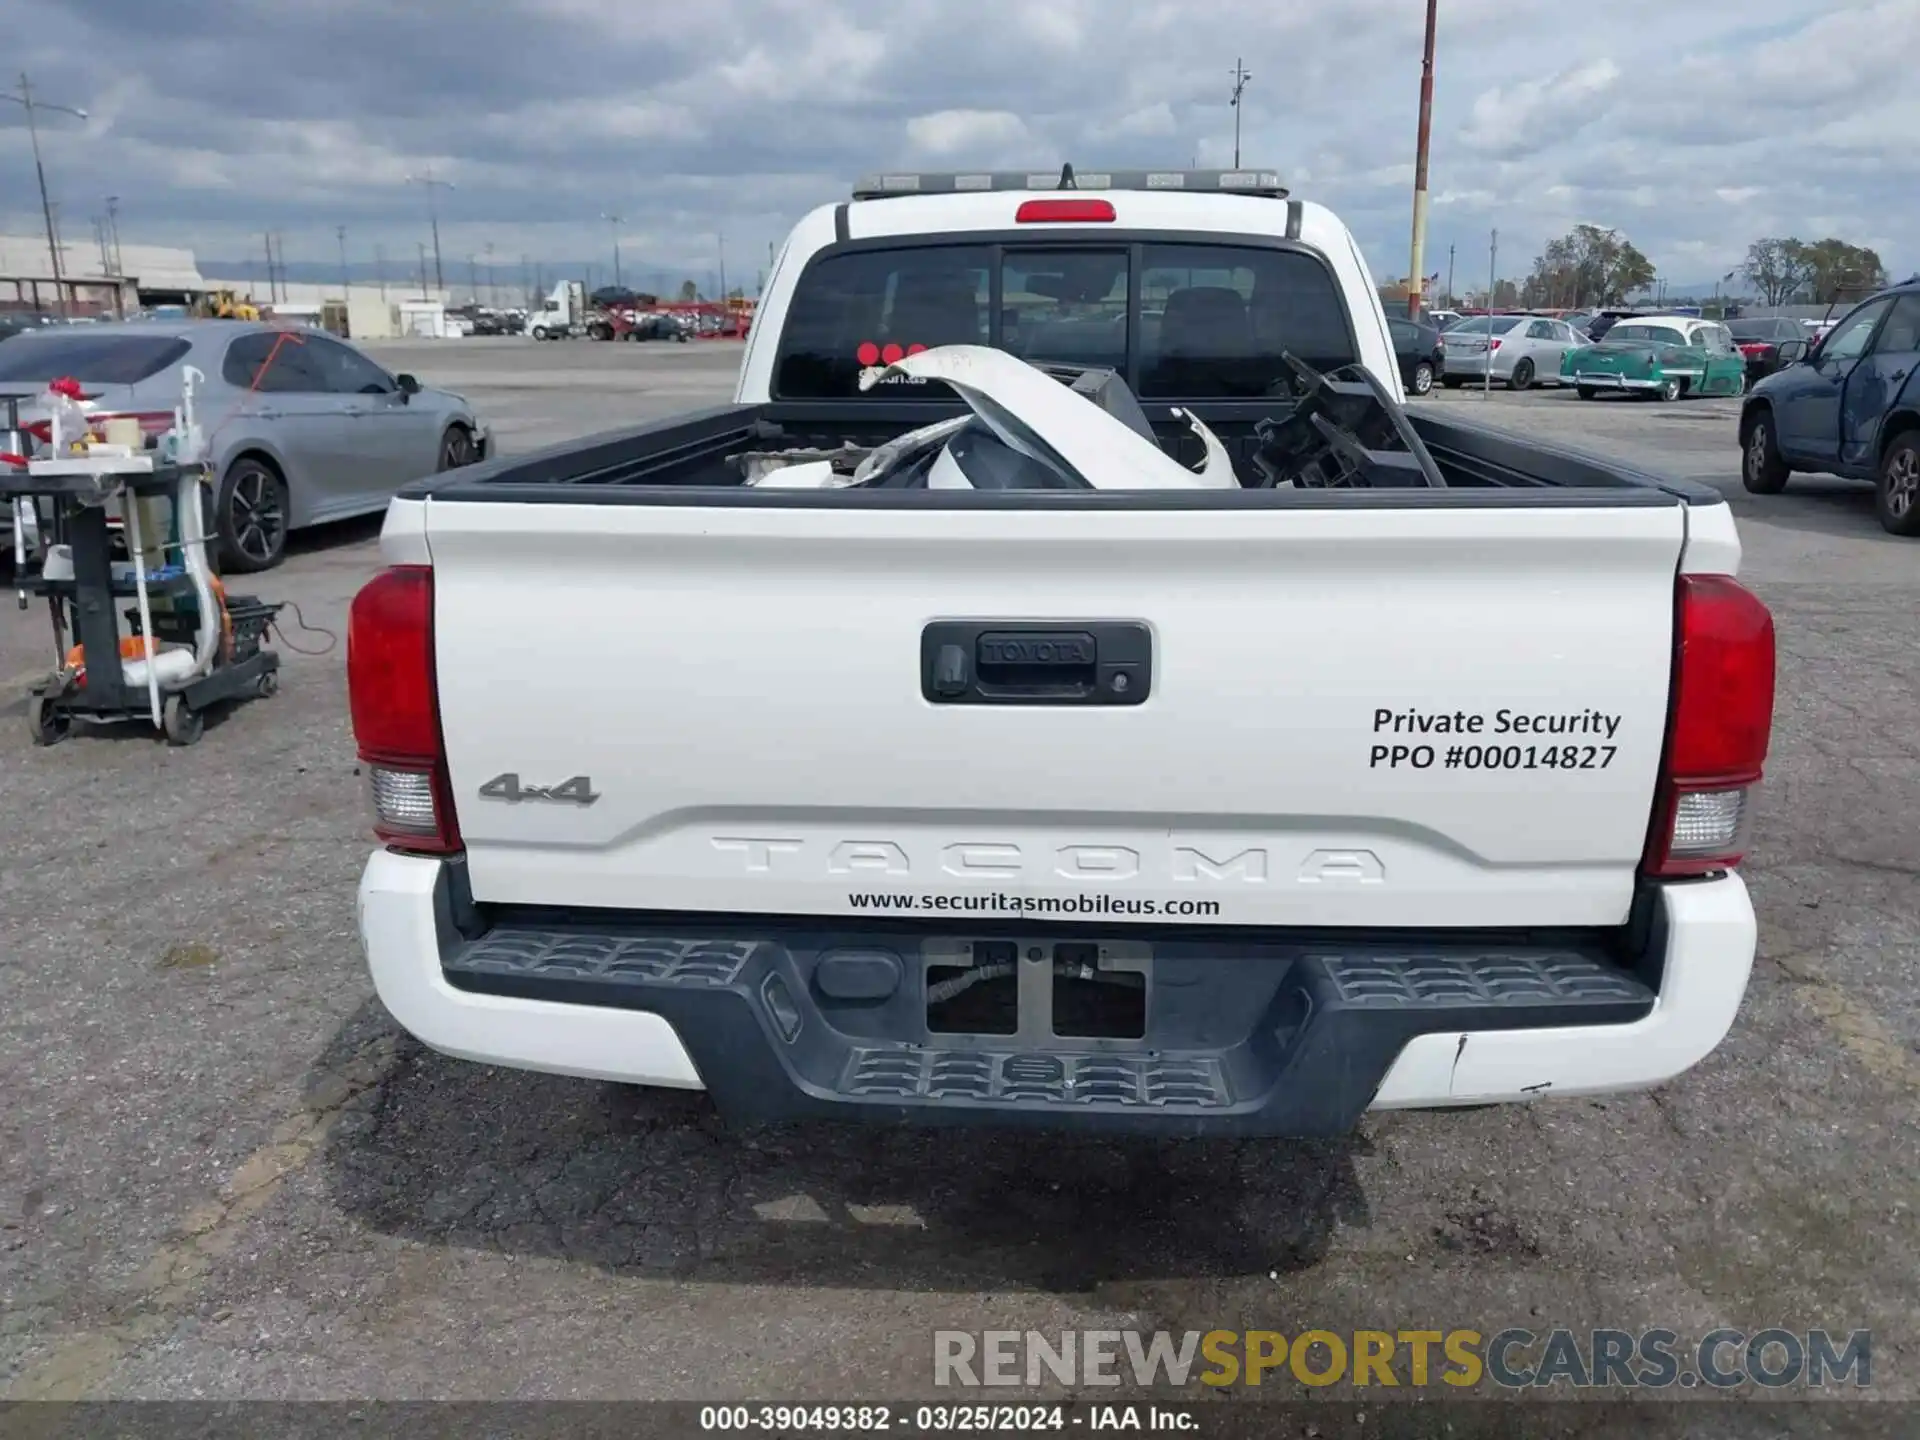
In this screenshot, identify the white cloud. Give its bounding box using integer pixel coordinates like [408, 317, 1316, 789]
[0, 0, 1908, 292]
[906, 110, 1030, 158]
[1460, 57, 1621, 158]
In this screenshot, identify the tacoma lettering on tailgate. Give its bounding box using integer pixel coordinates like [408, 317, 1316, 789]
[710, 837, 1385, 886]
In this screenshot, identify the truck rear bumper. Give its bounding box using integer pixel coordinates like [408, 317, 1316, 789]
[357, 852, 1754, 1135]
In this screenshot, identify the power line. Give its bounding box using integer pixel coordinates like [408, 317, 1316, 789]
[1, 72, 89, 317]
[602, 213, 624, 290]
[104, 195, 122, 275]
[404, 166, 455, 292]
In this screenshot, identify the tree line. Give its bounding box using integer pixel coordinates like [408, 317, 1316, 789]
[1740, 237, 1890, 307]
[1414, 226, 1891, 312]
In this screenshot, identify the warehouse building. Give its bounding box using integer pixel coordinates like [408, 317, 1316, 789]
[0, 233, 205, 317]
[0, 231, 455, 338]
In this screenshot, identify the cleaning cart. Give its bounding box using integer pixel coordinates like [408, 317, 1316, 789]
[3, 373, 281, 747]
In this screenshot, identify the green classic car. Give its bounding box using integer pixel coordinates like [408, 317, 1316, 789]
[1560, 315, 1750, 401]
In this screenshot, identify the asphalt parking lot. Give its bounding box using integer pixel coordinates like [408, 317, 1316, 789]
[2, 337, 1915, 1414]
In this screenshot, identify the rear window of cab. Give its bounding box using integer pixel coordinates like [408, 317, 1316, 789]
[772, 241, 1358, 400]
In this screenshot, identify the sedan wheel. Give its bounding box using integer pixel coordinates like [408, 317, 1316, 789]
[1507, 359, 1534, 391]
[1656, 377, 1681, 402]
[1877, 434, 1920, 537]
[1410, 361, 1434, 396]
[438, 424, 478, 471]
[215, 457, 289, 573]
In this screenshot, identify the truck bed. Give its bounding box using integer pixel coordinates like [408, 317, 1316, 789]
[399, 398, 1723, 508]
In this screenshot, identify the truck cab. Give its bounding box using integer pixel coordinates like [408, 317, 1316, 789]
[738, 168, 1403, 411]
[527, 281, 585, 341]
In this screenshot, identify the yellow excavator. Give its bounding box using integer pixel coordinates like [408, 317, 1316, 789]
[198, 289, 262, 321]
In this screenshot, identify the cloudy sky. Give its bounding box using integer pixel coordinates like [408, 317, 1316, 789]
[1, 0, 1912, 297]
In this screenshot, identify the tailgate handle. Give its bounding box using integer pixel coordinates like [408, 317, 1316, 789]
[922, 621, 1151, 706]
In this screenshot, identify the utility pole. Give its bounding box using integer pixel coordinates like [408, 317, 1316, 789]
[483, 241, 495, 307]
[1228, 58, 1252, 169]
[92, 216, 110, 275]
[1447, 242, 1456, 309]
[2, 73, 90, 318]
[404, 167, 454, 291]
[417, 242, 429, 300]
[1406, 0, 1438, 320]
[467, 253, 479, 304]
[337, 224, 349, 294]
[375, 243, 388, 300]
[601, 213, 623, 290]
[262, 233, 275, 302]
[1484, 229, 1497, 398]
[105, 194, 122, 274]
[717, 231, 727, 302]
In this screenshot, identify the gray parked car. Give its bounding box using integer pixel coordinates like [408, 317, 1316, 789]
[1439, 314, 1585, 390]
[0, 320, 486, 572]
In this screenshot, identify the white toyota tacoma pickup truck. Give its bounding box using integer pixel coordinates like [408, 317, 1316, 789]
[351, 168, 1775, 1135]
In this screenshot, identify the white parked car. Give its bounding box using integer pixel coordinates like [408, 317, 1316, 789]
[350, 168, 1772, 1138]
[1440, 313, 1584, 389]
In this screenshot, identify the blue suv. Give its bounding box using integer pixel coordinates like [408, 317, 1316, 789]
[1739, 280, 1920, 536]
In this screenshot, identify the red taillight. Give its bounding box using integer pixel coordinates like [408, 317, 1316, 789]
[1015, 199, 1116, 223]
[1644, 575, 1776, 877]
[347, 565, 461, 854]
[1737, 343, 1769, 357]
[1487, 338, 1502, 351]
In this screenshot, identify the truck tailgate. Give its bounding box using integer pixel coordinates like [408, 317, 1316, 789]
[423, 499, 1686, 929]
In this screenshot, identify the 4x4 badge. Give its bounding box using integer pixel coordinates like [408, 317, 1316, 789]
[477, 773, 600, 806]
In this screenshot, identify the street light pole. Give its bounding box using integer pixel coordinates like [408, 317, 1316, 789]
[1484, 228, 1498, 398]
[337, 224, 350, 293]
[1228, 59, 1252, 169]
[1406, 0, 1438, 321]
[405, 167, 455, 292]
[2, 73, 89, 318]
